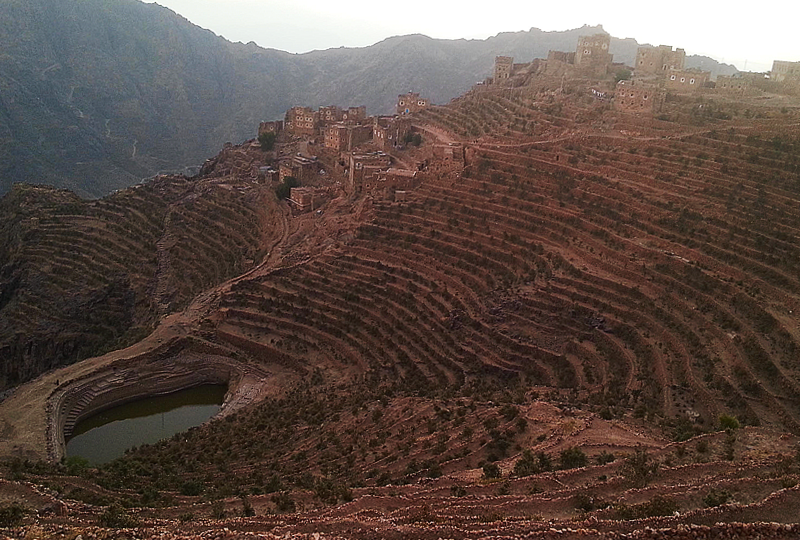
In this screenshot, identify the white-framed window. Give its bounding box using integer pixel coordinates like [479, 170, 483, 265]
[690, 78, 695, 84]
[680, 77, 686, 83]
[399, 101, 405, 106]
[670, 75, 676, 80]
[584, 50, 590, 54]
[418, 101, 424, 106]
[644, 94, 648, 99]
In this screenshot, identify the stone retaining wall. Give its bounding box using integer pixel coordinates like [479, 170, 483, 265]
[47, 348, 271, 463]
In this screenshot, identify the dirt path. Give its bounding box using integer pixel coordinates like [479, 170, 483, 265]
[0, 199, 297, 462]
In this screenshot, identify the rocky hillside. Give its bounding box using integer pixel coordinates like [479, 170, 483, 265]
[0, 0, 737, 197]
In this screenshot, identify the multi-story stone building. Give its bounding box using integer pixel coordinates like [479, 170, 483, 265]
[635, 45, 686, 76]
[348, 153, 392, 193]
[574, 33, 612, 75]
[318, 106, 345, 125]
[716, 74, 751, 94]
[771, 60, 800, 82]
[258, 120, 283, 136]
[285, 106, 316, 136]
[665, 69, 710, 92]
[373, 116, 410, 150]
[397, 92, 429, 115]
[494, 56, 514, 83]
[614, 79, 663, 113]
[344, 106, 367, 123]
[324, 124, 373, 152]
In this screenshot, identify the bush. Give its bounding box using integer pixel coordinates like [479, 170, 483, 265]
[258, 132, 276, 151]
[98, 503, 138, 528]
[271, 491, 296, 513]
[559, 446, 588, 469]
[483, 462, 501, 479]
[275, 176, 299, 200]
[180, 480, 204, 496]
[703, 488, 731, 507]
[513, 450, 540, 477]
[614, 495, 678, 520]
[596, 451, 616, 465]
[0, 503, 25, 527]
[719, 414, 740, 431]
[622, 448, 659, 488]
[210, 500, 226, 519]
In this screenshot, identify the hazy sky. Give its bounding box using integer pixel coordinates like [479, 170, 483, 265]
[144, 0, 799, 73]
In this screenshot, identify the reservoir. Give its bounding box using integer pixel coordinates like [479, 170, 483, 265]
[66, 384, 227, 465]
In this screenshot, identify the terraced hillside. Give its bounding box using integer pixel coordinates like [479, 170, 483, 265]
[2, 81, 800, 539]
[207, 88, 800, 433]
[0, 143, 279, 390]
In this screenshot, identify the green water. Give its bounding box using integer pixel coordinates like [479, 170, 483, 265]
[66, 384, 227, 465]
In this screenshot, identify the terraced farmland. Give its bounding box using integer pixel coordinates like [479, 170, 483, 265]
[0, 145, 279, 390]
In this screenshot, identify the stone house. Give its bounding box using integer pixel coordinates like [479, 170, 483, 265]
[614, 79, 663, 113]
[397, 92, 429, 115]
[635, 45, 686, 77]
[285, 106, 316, 136]
[665, 69, 710, 93]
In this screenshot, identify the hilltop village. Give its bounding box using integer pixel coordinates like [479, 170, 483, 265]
[242, 91, 457, 215]
[244, 33, 800, 221]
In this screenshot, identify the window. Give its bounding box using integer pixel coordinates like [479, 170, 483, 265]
[670, 75, 676, 80]
[690, 78, 695, 84]
[418, 101, 424, 106]
[584, 50, 590, 54]
[680, 77, 686, 83]
[644, 94, 648, 99]
[399, 101, 405, 106]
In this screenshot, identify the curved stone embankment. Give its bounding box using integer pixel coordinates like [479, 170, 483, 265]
[46, 348, 275, 462]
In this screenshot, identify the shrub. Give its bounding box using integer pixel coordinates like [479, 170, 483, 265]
[703, 488, 731, 507]
[180, 480, 204, 496]
[210, 500, 226, 519]
[0, 503, 25, 527]
[622, 448, 659, 488]
[614, 495, 678, 520]
[596, 451, 616, 465]
[271, 491, 296, 513]
[258, 132, 276, 151]
[719, 414, 740, 431]
[513, 450, 540, 477]
[559, 446, 588, 469]
[450, 485, 467, 497]
[483, 462, 501, 479]
[98, 503, 138, 528]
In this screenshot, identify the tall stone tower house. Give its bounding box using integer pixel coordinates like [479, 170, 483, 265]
[574, 34, 612, 74]
[635, 45, 686, 76]
[494, 56, 514, 83]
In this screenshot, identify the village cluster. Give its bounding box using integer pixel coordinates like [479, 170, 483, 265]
[255, 35, 799, 213]
[490, 33, 800, 112]
[255, 92, 465, 213]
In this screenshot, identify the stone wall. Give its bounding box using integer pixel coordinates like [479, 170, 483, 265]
[47, 342, 273, 462]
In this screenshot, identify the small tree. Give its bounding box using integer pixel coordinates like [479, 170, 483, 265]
[98, 503, 138, 528]
[271, 491, 296, 513]
[622, 448, 659, 488]
[719, 414, 740, 431]
[0, 503, 25, 527]
[483, 462, 501, 479]
[559, 446, 588, 469]
[258, 131, 276, 151]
